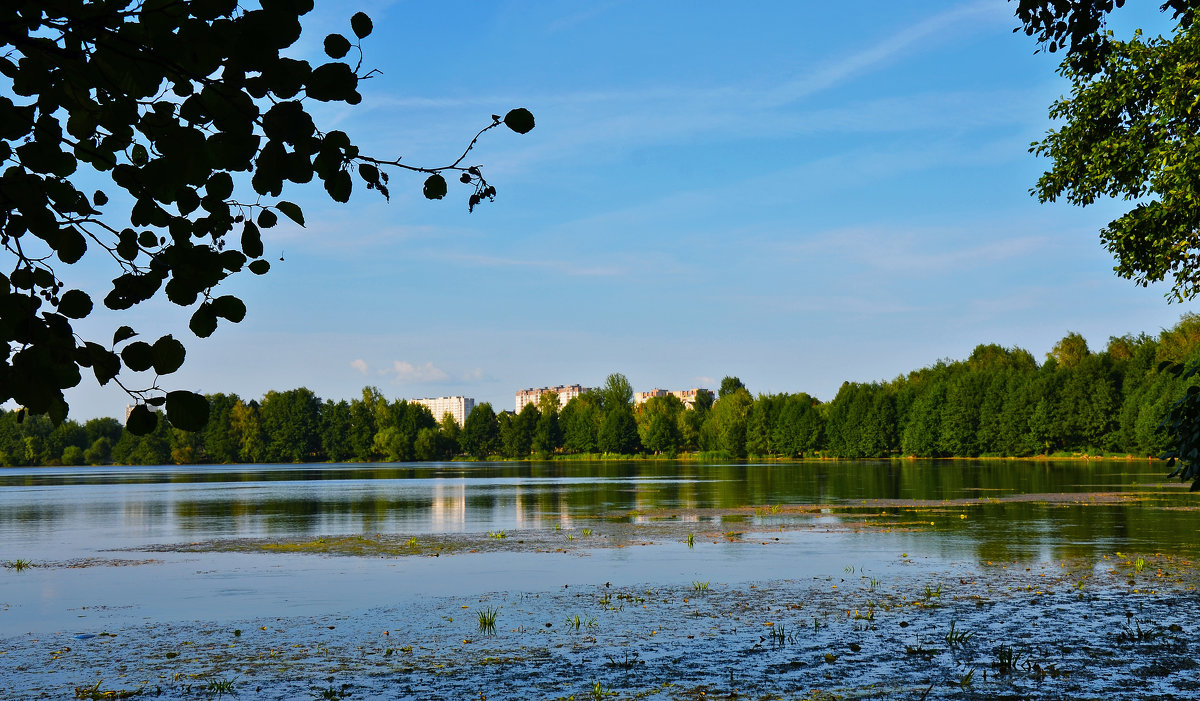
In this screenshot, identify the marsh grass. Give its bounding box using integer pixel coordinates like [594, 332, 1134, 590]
[5, 558, 32, 571]
[692, 580, 709, 593]
[487, 530, 506, 540]
[565, 614, 597, 631]
[993, 645, 1023, 674]
[605, 651, 640, 669]
[204, 677, 236, 696]
[685, 533, 695, 548]
[477, 607, 500, 634]
[944, 620, 975, 647]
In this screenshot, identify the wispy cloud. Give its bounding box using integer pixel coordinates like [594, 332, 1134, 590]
[350, 358, 369, 374]
[425, 251, 628, 277]
[385, 360, 449, 383]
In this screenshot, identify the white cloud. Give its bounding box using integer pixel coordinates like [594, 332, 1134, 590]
[388, 360, 449, 383]
[350, 358, 369, 374]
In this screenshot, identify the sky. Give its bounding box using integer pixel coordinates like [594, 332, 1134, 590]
[47, 1, 1200, 419]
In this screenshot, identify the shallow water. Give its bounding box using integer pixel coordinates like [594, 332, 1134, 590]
[2, 459, 1199, 698]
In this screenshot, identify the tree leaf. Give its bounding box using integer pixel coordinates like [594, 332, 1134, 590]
[151, 334, 186, 375]
[212, 295, 246, 323]
[324, 33, 351, 59]
[248, 259, 271, 275]
[120, 341, 154, 371]
[113, 326, 137, 345]
[423, 173, 447, 200]
[503, 108, 535, 134]
[189, 303, 218, 338]
[276, 201, 305, 226]
[57, 289, 92, 319]
[351, 12, 373, 39]
[166, 390, 210, 431]
[126, 404, 158, 436]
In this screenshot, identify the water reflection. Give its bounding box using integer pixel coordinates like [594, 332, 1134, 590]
[0, 460, 1195, 563]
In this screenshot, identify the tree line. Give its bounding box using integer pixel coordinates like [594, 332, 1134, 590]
[4, 316, 1200, 467]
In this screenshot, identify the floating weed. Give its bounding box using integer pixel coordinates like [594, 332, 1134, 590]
[944, 620, 975, 648]
[993, 645, 1023, 674]
[6, 558, 33, 572]
[685, 533, 695, 548]
[589, 679, 613, 700]
[923, 583, 943, 599]
[868, 577, 881, 591]
[204, 677, 236, 696]
[73, 681, 144, 699]
[1135, 556, 1147, 573]
[477, 607, 500, 634]
[956, 667, 975, 687]
[605, 651, 641, 669]
[768, 622, 792, 646]
[692, 581, 710, 593]
[318, 683, 351, 699]
[487, 530, 506, 540]
[565, 614, 598, 631]
[723, 531, 743, 540]
[1114, 618, 1158, 644]
[404, 537, 418, 547]
[581, 528, 593, 537]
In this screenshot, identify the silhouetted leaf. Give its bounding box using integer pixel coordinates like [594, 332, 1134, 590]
[276, 201, 305, 226]
[503, 108, 535, 134]
[166, 390, 209, 431]
[190, 303, 218, 338]
[126, 404, 157, 435]
[151, 335, 186, 374]
[120, 341, 154, 371]
[324, 34, 351, 59]
[212, 295, 246, 322]
[423, 173, 447, 200]
[351, 12, 373, 39]
[248, 260, 271, 275]
[57, 290, 92, 319]
[113, 326, 137, 345]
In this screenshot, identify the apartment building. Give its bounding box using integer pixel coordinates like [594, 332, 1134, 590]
[413, 396, 476, 427]
[633, 388, 711, 409]
[514, 384, 588, 412]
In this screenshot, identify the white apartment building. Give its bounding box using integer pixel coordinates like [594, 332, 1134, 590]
[413, 396, 475, 427]
[633, 388, 710, 409]
[514, 384, 588, 412]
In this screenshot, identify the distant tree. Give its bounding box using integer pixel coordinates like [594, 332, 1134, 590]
[259, 388, 320, 462]
[600, 373, 634, 412]
[83, 436, 112, 465]
[598, 407, 640, 454]
[460, 403, 499, 460]
[1048, 332, 1090, 369]
[532, 395, 562, 458]
[320, 399, 354, 462]
[202, 393, 242, 463]
[718, 376, 746, 399]
[561, 393, 601, 454]
[638, 395, 683, 456]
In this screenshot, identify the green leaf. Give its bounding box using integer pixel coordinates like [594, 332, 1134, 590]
[113, 326, 137, 345]
[57, 290, 92, 319]
[120, 341, 154, 371]
[350, 12, 373, 39]
[324, 33, 351, 59]
[248, 259, 271, 275]
[151, 334, 186, 375]
[126, 404, 158, 436]
[503, 108, 535, 134]
[423, 173, 447, 200]
[212, 295, 246, 323]
[166, 390, 210, 431]
[325, 169, 352, 202]
[276, 201, 305, 226]
[189, 303, 218, 338]
[257, 208, 278, 228]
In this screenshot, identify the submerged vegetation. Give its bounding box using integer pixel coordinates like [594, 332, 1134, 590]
[6, 315, 1200, 468]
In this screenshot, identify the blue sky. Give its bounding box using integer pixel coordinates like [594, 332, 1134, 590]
[57, 1, 1198, 418]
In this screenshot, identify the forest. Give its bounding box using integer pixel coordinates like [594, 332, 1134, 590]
[4, 315, 1200, 467]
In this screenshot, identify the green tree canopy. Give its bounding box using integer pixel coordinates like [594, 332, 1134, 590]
[0, 1, 533, 432]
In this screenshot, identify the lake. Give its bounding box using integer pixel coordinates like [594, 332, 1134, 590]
[2, 459, 1198, 699]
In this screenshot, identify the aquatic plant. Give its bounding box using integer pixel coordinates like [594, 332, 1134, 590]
[692, 580, 709, 593]
[1115, 618, 1158, 644]
[993, 645, 1023, 674]
[768, 622, 791, 646]
[477, 607, 500, 634]
[944, 620, 975, 647]
[581, 528, 593, 537]
[923, 583, 943, 599]
[956, 667, 975, 687]
[589, 679, 612, 700]
[1134, 556, 1147, 573]
[605, 651, 640, 669]
[844, 565, 855, 574]
[73, 681, 144, 700]
[487, 530, 506, 539]
[868, 577, 881, 591]
[404, 537, 418, 547]
[685, 533, 695, 548]
[565, 614, 597, 631]
[5, 559, 32, 572]
[204, 677, 236, 696]
[319, 683, 351, 699]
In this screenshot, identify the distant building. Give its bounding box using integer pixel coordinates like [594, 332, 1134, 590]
[515, 385, 588, 413]
[412, 396, 475, 427]
[634, 388, 710, 409]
